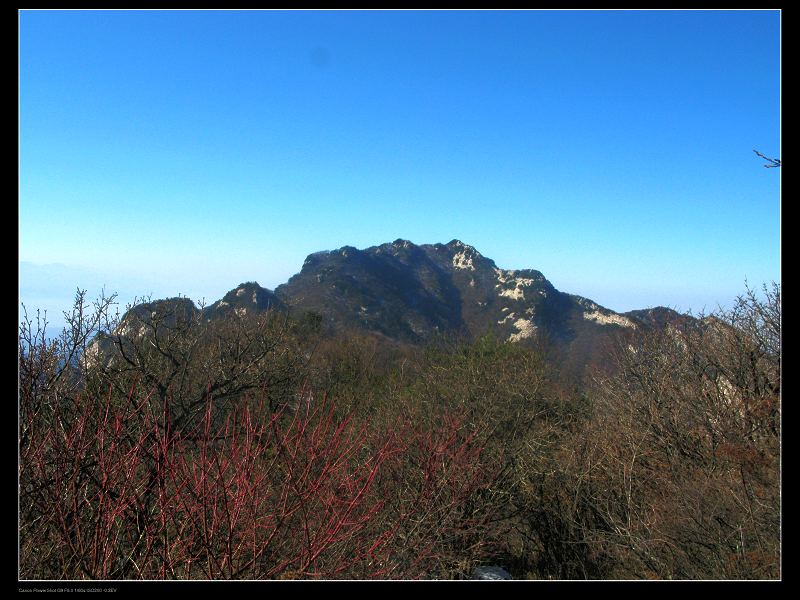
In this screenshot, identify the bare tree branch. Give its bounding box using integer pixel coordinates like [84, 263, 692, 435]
[753, 149, 781, 168]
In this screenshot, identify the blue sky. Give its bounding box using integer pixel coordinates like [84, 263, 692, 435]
[20, 9, 780, 330]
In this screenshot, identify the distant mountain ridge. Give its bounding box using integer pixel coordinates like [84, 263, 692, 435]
[101, 239, 691, 372]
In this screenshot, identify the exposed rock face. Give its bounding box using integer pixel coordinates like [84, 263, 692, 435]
[84, 296, 200, 370]
[203, 281, 285, 321]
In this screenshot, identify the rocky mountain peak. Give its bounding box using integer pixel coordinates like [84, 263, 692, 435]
[99, 240, 691, 375]
[447, 240, 482, 271]
[273, 239, 647, 347]
[204, 281, 284, 319]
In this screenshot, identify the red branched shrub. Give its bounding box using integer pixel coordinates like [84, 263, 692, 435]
[19, 384, 500, 580]
[368, 411, 502, 579]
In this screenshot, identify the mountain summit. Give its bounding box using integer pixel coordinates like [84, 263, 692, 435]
[97, 240, 688, 374]
[273, 239, 649, 349]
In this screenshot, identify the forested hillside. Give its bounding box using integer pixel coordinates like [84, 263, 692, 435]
[18, 282, 780, 579]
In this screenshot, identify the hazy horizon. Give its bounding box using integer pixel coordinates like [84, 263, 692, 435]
[20, 9, 781, 331]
